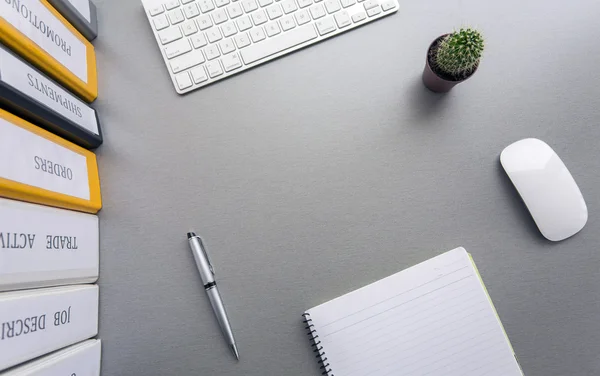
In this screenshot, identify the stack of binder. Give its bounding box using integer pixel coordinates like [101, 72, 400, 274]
[0, 1, 103, 374]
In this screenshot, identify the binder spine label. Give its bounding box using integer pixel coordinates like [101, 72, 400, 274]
[0, 48, 99, 135]
[1, 340, 101, 376]
[33, 340, 101, 376]
[66, 0, 91, 22]
[0, 117, 90, 200]
[1, 0, 88, 82]
[0, 285, 99, 371]
[0, 198, 98, 277]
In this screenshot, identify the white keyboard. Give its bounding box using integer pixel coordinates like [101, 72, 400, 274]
[141, 0, 398, 94]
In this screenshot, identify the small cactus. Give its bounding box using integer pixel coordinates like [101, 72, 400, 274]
[434, 28, 484, 78]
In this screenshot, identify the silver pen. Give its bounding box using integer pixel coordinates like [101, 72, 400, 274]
[187, 232, 239, 360]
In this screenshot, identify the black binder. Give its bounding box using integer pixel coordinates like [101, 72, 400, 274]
[47, 0, 99, 41]
[0, 44, 102, 149]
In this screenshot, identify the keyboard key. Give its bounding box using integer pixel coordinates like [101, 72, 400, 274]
[281, 0, 297, 13]
[206, 61, 224, 77]
[206, 28, 223, 42]
[236, 15, 253, 31]
[149, 5, 164, 15]
[266, 4, 283, 19]
[175, 72, 193, 89]
[190, 33, 208, 48]
[198, 0, 215, 12]
[168, 9, 185, 24]
[221, 21, 238, 36]
[190, 66, 209, 83]
[158, 27, 182, 44]
[294, 9, 310, 24]
[197, 14, 213, 29]
[280, 15, 296, 30]
[204, 44, 221, 59]
[215, 0, 230, 7]
[381, 0, 394, 11]
[164, 38, 192, 58]
[297, 0, 312, 8]
[241, 24, 317, 64]
[340, 0, 355, 7]
[309, 4, 325, 19]
[182, 0, 195, 3]
[221, 52, 243, 71]
[333, 10, 350, 27]
[212, 8, 229, 24]
[234, 32, 251, 48]
[219, 38, 236, 54]
[252, 9, 268, 24]
[366, 5, 380, 16]
[183, 3, 200, 18]
[249, 27, 266, 42]
[265, 21, 281, 36]
[182, 20, 198, 35]
[258, 0, 273, 6]
[363, 0, 377, 9]
[170, 50, 205, 73]
[324, 0, 340, 13]
[351, 11, 366, 22]
[165, 0, 180, 10]
[315, 16, 336, 35]
[242, 0, 258, 12]
[153, 14, 170, 30]
[227, 3, 244, 18]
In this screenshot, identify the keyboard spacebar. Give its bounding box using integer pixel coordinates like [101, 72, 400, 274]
[241, 25, 318, 64]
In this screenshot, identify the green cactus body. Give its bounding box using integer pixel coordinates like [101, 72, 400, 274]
[434, 28, 484, 79]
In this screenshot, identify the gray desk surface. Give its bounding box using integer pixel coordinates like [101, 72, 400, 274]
[94, 0, 600, 375]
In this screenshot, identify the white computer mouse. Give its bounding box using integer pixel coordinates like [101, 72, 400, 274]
[500, 138, 588, 241]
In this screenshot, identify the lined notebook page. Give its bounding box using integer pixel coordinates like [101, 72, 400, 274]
[306, 248, 523, 376]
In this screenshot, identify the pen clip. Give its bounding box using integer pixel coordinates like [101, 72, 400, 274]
[197, 236, 215, 275]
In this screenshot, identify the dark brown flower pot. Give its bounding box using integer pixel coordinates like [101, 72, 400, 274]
[422, 34, 478, 93]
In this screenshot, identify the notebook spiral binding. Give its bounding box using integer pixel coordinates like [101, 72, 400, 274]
[303, 313, 333, 375]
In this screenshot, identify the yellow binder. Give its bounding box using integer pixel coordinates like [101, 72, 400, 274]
[0, 109, 101, 213]
[0, 0, 98, 102]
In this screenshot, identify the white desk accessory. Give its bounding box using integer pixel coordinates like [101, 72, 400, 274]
[501, 138, 588, 241]
[141, 0, 399, 93]
[303, 248, 523, 376]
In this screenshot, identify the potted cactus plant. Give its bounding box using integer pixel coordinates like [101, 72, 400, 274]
[422, 28, 485, 93]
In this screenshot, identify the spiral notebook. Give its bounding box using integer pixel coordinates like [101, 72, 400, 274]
[303, 247, 524, 376]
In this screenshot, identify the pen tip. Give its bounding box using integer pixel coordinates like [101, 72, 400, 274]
[187, 232, 196, 239]
[230, 344, 240, 360]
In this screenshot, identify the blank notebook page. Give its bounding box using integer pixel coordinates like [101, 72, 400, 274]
[305, 247, 523, 376]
